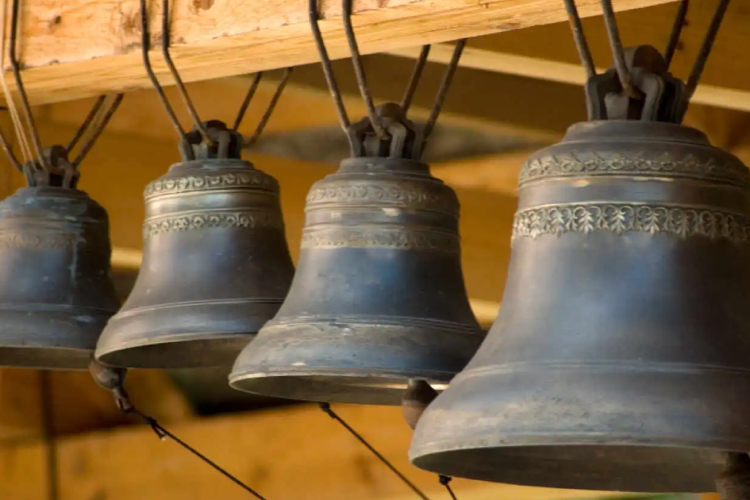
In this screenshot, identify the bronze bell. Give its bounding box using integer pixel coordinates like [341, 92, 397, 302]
[230, 104, 484, 405]
[0, 146, 118, 369]
[410, 49, 750, 493]
[95, 122, 294, 368]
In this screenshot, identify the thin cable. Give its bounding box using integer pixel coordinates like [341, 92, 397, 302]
[401, 45, 431, 115]
[308, 0, 351, 136]
[9, 0, 49, 169]
[66, 95, 105, 154]
[600, 0, 640, 99]
[682, 0, 730, 107]
[342, 0, 386, 138]
[129, 409, 267, 500]
[160, 0, 210, 142]
[40, 372, 58, 500]
[422, 39, 466, 143]
[0, 127, 21, 171]
[563, 0, 596, 78]
[233, 73, 263, 131]
[139, 0, 185, 138]
[664, 0, 689, 68]
[244, 68, 293, 147]
[72, 94, 124, 167]
[319, 403, 430, 500]
[439, 476, 457, 500]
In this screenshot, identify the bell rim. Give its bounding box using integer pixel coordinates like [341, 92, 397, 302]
[95, 331, 254, 368]
[228, 368, 453, 406]
[409, 438, 737, 493]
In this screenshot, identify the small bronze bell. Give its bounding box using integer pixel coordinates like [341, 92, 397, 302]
[410, 48, 750, 493]
[0, 146, 119, 369]
[230, 105, 484, 405]
[96, 122, 294, 368]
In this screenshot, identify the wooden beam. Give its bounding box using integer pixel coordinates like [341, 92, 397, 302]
[1, 0, 672, 105]
[0, 404, 632, 500]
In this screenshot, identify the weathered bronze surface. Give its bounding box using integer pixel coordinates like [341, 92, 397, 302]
[96, 123, 294, 368]
[409, 120, 750, 492]
[0, 149, 118, 369]
[229, 154, 484, 405]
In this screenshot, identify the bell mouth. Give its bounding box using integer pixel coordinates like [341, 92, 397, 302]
[0, 346, 93, 370]
[96, 335, 251, 369]
[411, 443, 727, 493]
[229, 371, 450, 406]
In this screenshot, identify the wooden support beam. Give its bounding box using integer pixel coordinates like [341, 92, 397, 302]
[0, 404, 633, 500]
[2, 0, 672, 105]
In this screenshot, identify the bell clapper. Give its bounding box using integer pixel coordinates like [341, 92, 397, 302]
[402, 379, 439, 430]
[89, 360, 134, 413]
[717, 453, 750, 500]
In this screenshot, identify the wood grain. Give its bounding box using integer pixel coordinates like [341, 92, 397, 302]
[0, 0, 672, 105]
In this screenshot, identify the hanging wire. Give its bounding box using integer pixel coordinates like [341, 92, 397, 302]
[244, 68, 293, 147]
[9, 0, 48, 169]
[600, 0, 641, 99]
[160, 0, 210, 143]
[40, 371, 58, 500]
[128, 408, 268, 500]
[422, 39, 466, 144]
[71, 94, 124, 167]
[681, 0, 731, 109]
[89, 363, 268, 500]
[563, 0, 596, 78]
[319, 403, 431, 500]
[439, 475, 458, 500]
[664, 0, 689, 68]
[401, 46, 431, 115]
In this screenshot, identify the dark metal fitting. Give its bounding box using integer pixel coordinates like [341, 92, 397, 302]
[348, 102, 424, 160]
[179, 120, 244, 161]
[23, 145, 80, 189]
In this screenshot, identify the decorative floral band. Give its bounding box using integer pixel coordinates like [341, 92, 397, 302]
[306, 182, 458, 213]
[145, 171, 277, 198]
[301, 227, 460, 253]
[0, 232, 78, 249]
[519, 152, 750, 187]
[512, 203, 750, 243]
[144, 211, 284, 236]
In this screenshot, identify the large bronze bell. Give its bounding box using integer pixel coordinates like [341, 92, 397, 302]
[0, 146, 119, 369]
[230, 105, 484, 405]
[410, 49, 750, 493]
[96, 122, 294, 368]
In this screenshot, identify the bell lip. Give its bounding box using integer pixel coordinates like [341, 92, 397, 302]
[228, 368, 454, 406]
[0, 305, 113, 370]
[95, 331, 255, 369]
[409, 437, 738, 493]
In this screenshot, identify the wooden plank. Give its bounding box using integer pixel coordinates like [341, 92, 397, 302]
[0, 0, 672, 105]
[0, 404, 633, 500]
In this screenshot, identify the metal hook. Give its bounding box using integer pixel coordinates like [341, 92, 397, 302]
[679, 0, 730, 118]
[66, 95, 106, 154]
[139, 0, 189, 148]
[664, 0, 689, 69]
[600, 0, 642, 100]
[71, 94, 124, 168]
[563, 0, 596, 78]
[341, 0, 386, 138]
[9, 0, 49, 170]
[243, 67, 294, 147]
[401, 45, 431, 115]
[422, 39, 466, 146]
[160, 0, 211, 144]
[234, 72, 263, 131]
